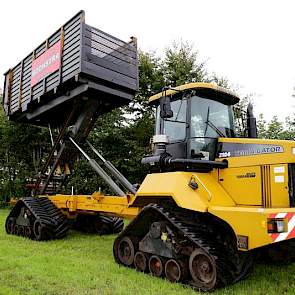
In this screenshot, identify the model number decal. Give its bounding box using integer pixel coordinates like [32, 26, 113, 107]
[234, 146, 283, 156]
[236, 172, 256, 179]
[218, 143, 284, 157]
[219, 151, 231, 158]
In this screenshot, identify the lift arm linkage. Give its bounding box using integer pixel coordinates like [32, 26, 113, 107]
[69, 137, 137, 197]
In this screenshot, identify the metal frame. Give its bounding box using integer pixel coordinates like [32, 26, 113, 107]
[68, 137, 137, 196]
[3, 10, 138, 127]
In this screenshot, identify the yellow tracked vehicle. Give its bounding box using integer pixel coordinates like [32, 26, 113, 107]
[3, 11, 295, 291]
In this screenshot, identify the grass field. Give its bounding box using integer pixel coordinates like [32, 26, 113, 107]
[1, 209, 295, 295]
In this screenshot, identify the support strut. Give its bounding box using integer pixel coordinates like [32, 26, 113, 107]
[69, 137, 127, 197]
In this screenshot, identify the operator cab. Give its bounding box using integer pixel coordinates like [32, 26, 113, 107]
[150, 83, 239, 161]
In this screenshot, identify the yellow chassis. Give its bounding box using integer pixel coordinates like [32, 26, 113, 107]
[49, 193, 140, 220]
[47, 187, 295, 252]
[46, 137, 295, 252]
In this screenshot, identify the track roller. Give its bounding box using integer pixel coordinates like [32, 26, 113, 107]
[18, 225, 25, 237]
[33, 219, 45, 241]
[165, 259, 187, 283]
[148, 255, 163, 277]
[14, 225, 19, 235]
[5, 217, 15, 234]
[24, 226, 32, 238]
[117, 237, 135, 266]
[134, 251, 147, 272]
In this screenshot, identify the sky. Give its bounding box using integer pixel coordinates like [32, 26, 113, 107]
[1, 0, 295, 121]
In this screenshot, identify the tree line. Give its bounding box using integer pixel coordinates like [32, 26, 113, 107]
[0, 42, 294, 201]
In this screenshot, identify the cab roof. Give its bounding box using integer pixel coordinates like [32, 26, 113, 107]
[148, 82, 240, 105]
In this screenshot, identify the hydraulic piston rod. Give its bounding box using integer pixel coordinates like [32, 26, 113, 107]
[86, 141, 137, 194]
[69, 137, 126, 197]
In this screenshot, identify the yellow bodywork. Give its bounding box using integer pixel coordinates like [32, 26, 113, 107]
[48, 136, 295, 251]
[49, 193, 140, 220]
[45, 83, 295, 252]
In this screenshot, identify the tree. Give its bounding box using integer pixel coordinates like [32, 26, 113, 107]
[162, 41, 207, 86]
[0, 102, 50, 201]
[256, 113, 295, 140]
[256, 114, 268, 138]
[132, 51, 164, 114]
[284, 114, 295, 140]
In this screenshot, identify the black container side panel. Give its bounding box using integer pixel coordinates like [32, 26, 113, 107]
[3, 74, 8, 114]
[82, 25, 138, 92]
[3, 10, 138, 123]
[61, 14, 82, 83]
[9, 63, 22, 114]
[5, 11, 83, 116]
[31, 14, 82, 101]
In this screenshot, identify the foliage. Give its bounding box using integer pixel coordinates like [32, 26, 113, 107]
[257, 114, 295, 140]
[134, 51, 165, 114]
[233, 95, 251, 137]
[0, 102, 50, 201]
[162, 41, 207, 87]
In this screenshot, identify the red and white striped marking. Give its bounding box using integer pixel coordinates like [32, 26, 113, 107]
[269, 212, 295, 242]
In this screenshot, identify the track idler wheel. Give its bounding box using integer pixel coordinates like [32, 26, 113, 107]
[165, 259, 187, 283]
[134, 251, 147, 272]
[189, 248, 217, 291]
[33, 220, 45, 241]
[117, 237, 135, 266]
[5, 217, 16, 234]
[149, 255, 163, 277]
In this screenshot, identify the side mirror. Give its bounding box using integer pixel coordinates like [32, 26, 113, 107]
[160, 96, 173, 118]
[247, 103, 257, 138]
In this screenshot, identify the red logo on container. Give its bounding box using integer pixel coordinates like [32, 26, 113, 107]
[31, 41, 61, 87]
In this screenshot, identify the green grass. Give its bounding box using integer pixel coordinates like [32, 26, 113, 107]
[0, 209, 295, 295]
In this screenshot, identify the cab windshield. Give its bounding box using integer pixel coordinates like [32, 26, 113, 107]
[156, 95, 234, 141]
[190, 95, 234, 138]
[155, 95, 235, 159]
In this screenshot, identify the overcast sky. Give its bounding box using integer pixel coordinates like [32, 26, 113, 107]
[1, 0, 295, 121]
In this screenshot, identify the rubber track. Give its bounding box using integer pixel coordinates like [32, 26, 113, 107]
[6, 197, 69, 240]
[99, 215, 124, 235]
[73, 214, 124, 235]
[114, 203, 253, 290]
